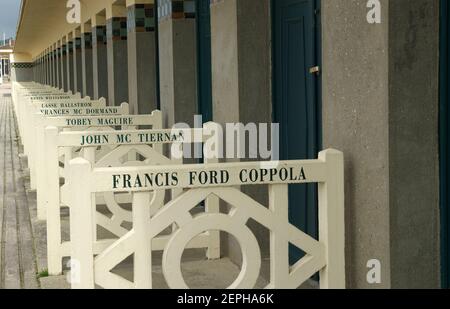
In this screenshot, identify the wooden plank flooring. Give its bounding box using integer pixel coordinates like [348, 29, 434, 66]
[0, 84, 39, 289]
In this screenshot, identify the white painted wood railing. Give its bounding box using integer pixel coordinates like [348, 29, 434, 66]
[43, 124, 218, 276]
[29, 103, 127, 191]
[34, 111, 162, 220]
[13, 83, 89, 189]
[67, 149, 345, 289]
[13, 82, 79, 141]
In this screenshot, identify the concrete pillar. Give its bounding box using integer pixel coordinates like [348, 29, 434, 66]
[92, 15, 109, 101]
[43, 53, 47, 84]
[35, 57, 38, 82]
[126, 0, 158, 114]
[46, 49, 50, 85]
[41, 54, 44, 84]
[33, 58, 36, 82]
[32, 59, 35, 82]
[106, 4, 129, 106]
[322, 0, 440, 288]
[36, 56, 39, 83]
[72, 29, 83, 93]
[49, 48, 53, 86]
[52, 44, 58, 88]
[39, 54, 43, 83]
[66, 34, 74, 92]
[56, 43, 61, 89]
[60, 39, 67, 91]
[388, 0, 440, 288]
[158, 0, 197, 127]
[35, 56, 38, 83]
[43, 51, 47, 84]
[42, 54, 45, 84]
[38, 55, 41, 83]
[210, 0, 272, 264]
[47, 49, 52, 86]
[40, 52, 45, 84]
[81, 22, 94, 98]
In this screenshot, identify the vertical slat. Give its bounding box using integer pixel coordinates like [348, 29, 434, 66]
[36, 116, 48, 220]
[318, 149, 345, 289]
[45, 126, 63, 275]
[68, 158, 95, 289]
[204, 122, 220, 260]
[83, 147, 98, 246]
[28, 104, 38, 190]
[133, 192, 152, 288]
[269, 184, 290, 288]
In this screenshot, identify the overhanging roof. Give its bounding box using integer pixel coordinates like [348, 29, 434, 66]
[14, 0, 115, 59]
[14, 0, 69, 59]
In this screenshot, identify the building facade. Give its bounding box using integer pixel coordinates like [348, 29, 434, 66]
[10, 0, 448, 288]
[0, 42, 13, 83]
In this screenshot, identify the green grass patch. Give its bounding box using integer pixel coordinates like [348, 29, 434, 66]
[37, 269, 49, 279]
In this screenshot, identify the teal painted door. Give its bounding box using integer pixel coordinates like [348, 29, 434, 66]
[196, 0, 213, 123]
[273, 0, 320, 264]
[440, 0, 450, 289]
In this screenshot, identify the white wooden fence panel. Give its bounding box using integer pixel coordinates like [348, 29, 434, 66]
[28, 101, 110, 190]
[34, 105, 133, 219]
[44, 126, 218, 276]
[67, 149, 345, 289]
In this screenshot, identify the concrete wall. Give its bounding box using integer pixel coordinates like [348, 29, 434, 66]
[158, 19, 174, 127]
[92, 26, 109, 101]
[211, 0, 441, 289]
[388, 0, 440, 289]
[11, 65, 33, 82]
[73, 39, 83, 93]
[127, 29, 158, 115]
[81, 33, 94, 98]
[159, 18, 198, 128]
[322, 0, 390, 289]
[106, 28, 129, 106]
[211, 0, 272, 264]
[322, 0, 440, 288]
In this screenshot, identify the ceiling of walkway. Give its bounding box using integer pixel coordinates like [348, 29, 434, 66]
[14, 0, 114, 59]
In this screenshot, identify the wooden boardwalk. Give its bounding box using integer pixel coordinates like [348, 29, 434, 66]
[0, 84, 39, 289]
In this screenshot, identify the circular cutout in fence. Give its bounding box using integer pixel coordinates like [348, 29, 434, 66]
[162, 214, 261, 289]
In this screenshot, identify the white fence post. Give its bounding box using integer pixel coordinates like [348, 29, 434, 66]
[269, 184, 290, 288]
[82, 147, 98, 246]
[318, 149, 345, 289]
[69, 158, 95, 289]
[153, 110, 163, 154]
[133, 192, 153, 289]
[36, 117, 48, 220]
[45, 126, 63, 275]
[204, 122, 221, 260]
